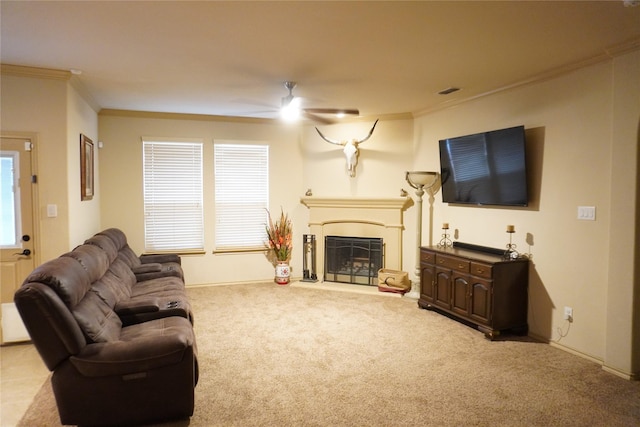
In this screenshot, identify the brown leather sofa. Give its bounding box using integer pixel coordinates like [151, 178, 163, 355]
[14, 229, 198, 426]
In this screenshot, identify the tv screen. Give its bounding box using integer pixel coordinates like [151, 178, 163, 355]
[439, 125, 528, 206]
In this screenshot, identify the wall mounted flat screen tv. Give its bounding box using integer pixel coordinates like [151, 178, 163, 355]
[439, 125, 528, 207]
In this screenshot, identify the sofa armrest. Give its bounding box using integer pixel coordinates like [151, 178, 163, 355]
[70, 330, 194, 377]
[131, 263, 162, 274]
[114, 298, 160, 316]
[140, 254, 181, 265]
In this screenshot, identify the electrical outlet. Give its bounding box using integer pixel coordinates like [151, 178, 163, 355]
[564, 306, 573, 322]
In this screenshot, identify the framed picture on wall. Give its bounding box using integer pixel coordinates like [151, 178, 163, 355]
[80, 134, 94, 201]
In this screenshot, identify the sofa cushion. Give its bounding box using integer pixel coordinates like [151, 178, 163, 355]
[62, 244, 110, 283]
[85, 234, 119, 263]
[70, 316, 194, 377]
[97, 227, 128, 251]
[91, 269, 132, 307]
[107, 258, 137, 291]
[117, 245, 143, 268]
[24, 257, 92, 308]
[131, 276, 185, 297]
[72, 291, 122, 343]
[97, 228, 185, 280]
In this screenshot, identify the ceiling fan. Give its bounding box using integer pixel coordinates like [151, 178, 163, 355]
[280, 81, 359, 124]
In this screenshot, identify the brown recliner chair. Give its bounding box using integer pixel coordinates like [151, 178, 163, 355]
[14, 252, 198, 426]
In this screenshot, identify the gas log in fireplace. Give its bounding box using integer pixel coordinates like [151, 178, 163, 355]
[324, 236, 383, 286]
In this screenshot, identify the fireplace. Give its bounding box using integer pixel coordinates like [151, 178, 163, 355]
[300, 196, 411, 283]
[324, 236, 383, 286]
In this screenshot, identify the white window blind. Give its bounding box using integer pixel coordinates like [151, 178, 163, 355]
[143, 140, 204, 252]
[214, 143, 269, 251]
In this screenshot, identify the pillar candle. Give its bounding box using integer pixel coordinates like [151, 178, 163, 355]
[506, 225, 515, 233]
[443, 223, 449, 230]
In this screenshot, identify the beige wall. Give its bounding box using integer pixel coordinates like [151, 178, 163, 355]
[98, 115, 416, 285]
[1, 72, 100, 261]
[299, 118, 417, 275]
[1, 74, 71, 262]
[413, 50, 639, 377]
[98, 114, 310, 285]
[67, 83, 101, 247]
[606, 50, 640, 377]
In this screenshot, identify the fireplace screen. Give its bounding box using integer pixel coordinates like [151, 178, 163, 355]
[324, 236, 383, 286]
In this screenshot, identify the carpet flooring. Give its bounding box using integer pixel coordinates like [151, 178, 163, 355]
[18, 282, 640, 426]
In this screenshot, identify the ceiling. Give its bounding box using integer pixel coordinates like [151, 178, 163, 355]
[2, 1, 639, 122]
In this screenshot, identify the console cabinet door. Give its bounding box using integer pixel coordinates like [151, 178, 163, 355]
[451, 272, 470, 316]
[469, 277, 492, 325]
[434, 267, 452, 310]
[420, 263, 435, 303]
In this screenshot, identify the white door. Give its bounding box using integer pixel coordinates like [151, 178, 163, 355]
[1, 137, 37, 343]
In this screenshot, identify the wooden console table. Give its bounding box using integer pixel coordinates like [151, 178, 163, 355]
[418, 242, 529, 340]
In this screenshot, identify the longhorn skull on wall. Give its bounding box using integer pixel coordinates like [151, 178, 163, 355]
[315, 119, 379, 177]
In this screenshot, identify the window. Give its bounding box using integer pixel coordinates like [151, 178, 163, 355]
[142, 139, 203, 252]
[0, 152, 20, 247]
[214, 143, 269, 251]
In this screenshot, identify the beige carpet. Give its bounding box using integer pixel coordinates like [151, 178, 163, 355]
[19, 282, 640, 426]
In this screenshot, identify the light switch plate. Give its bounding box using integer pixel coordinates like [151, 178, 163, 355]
[577, 206, 596, 221]
[47, 204, 58, 218]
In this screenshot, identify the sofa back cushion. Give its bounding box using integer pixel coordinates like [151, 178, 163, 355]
[97, 227, 128, 250]
[108, 258, 137, 291]
[24, 256, 92, 308]
[85, 234, 119, 263]
[72, 291, 122, 343]
[91, 269, 131, 307]
[62, 244, 110, 283]
[117, 245, 142, 268]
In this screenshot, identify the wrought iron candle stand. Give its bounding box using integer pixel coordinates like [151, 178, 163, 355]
[437, 224, 453, 248]
[302, 234, 318, 282]
[503, 225, 520, 260]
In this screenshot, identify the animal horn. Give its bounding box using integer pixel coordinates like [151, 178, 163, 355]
[315, 127, 343, 146]
[315, 119, 380, 146]
[356, 119, 379, 144]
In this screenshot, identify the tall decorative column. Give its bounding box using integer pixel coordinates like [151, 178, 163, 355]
[404, 171, 438, 300]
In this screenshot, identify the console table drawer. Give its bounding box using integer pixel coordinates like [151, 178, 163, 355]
[470, 262, 493, 279]
[436, 254, 469, 272]
[421, 250, 436, 264]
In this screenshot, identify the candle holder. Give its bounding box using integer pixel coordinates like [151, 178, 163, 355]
[437, 225, 453, 248]
[503, 229, 520, 260]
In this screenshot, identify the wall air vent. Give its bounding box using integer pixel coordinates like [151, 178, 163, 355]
[438, 87, 460, 95]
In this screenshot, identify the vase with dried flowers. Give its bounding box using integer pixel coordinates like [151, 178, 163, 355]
[265, 208, 293, 284]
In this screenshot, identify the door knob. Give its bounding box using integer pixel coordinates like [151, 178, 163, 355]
[14, 249, 31, 256]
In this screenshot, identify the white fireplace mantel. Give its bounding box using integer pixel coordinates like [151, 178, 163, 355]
[300, 196, 412, 282]
[300, 196, 412, 211]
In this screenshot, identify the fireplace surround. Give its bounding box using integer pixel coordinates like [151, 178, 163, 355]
[300, 196, 411, 283]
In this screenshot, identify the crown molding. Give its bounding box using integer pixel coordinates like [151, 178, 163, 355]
[415, 37, 640, 117]
[0, 64, 71, 80]
[99, 109, 413, 124]
[98, 109, 278, 124]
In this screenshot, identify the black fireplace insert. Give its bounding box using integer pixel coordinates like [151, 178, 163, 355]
[324, 236, 383, 286]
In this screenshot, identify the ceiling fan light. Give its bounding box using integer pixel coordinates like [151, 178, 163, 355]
[281, 102, 300, 121]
